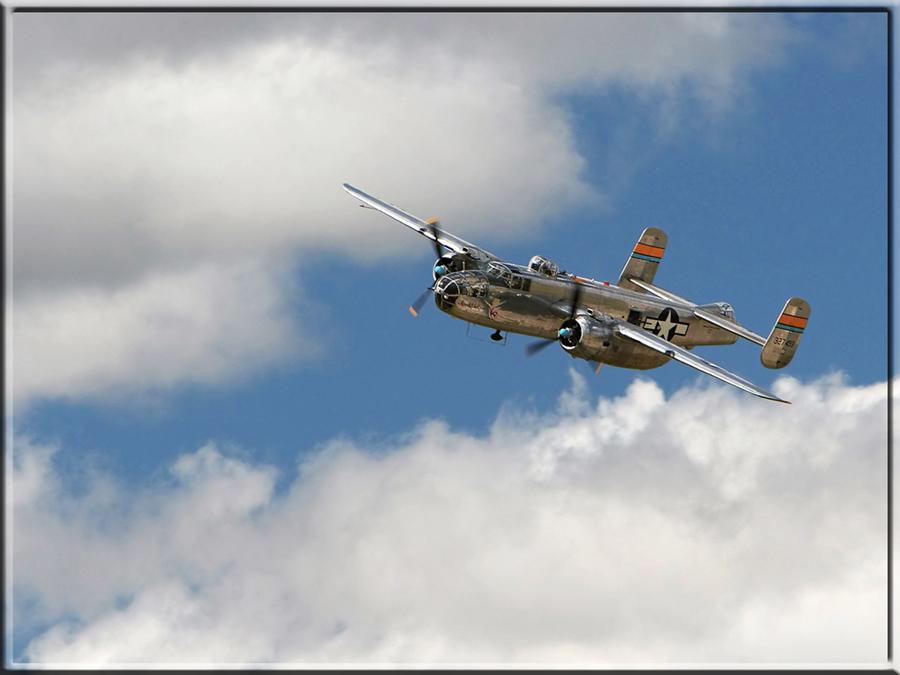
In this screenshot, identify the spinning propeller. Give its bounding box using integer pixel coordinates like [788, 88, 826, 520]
[524, 281, 583, 357]
[409, 218, 444, 317]
[409, 289, 432, 317]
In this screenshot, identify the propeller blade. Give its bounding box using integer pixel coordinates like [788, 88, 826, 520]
[524, 338, 556, 357]
[525, 280, 585, 357]
[594, 361, 604, 375]
[425, 218, 444, 260]
[409, 288, 433, 317]
[567, 281, 582, 320]
[408, 220, 445, 316]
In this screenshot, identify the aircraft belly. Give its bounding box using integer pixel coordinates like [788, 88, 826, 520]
[598, 336, 670, 370]
[447, 294, 559, 339]
[489, 294, 560, 337]
[447, 296, 491, 323]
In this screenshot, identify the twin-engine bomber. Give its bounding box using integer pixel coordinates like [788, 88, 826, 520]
[344, 184, 810, 404]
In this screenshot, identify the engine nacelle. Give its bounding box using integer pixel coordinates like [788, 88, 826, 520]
[558, 315, 615, 362]
[433, 253, 477, 280]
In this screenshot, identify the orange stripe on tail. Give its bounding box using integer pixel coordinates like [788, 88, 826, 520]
[633, 242, 665, 258]
[778, 314, 808, 329]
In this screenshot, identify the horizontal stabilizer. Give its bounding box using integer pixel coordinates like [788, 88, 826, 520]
[761, 298, 810, 369]
[692, 308, 766, 346]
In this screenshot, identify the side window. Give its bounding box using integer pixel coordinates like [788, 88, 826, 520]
[528, 256, 558, 278]
[486, 262, 513, 287]
[463, 271, 488, 297]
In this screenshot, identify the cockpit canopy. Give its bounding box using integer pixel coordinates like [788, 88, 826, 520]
[485, 261, 513, 285]
[715, 302, 735, 319]
[697, 302, 736, 321]
[528, 256, 558, 278]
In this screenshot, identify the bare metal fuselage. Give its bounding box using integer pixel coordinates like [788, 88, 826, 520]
[433, 266, 738, 370]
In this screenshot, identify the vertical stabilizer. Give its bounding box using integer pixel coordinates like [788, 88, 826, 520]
[617, 227, 667, 293]
[761, 298, 810, 369]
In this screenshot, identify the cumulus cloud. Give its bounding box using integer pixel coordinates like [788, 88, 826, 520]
[11, 259, 309, 406]
[14, 13, 794, 107]
[12, 32, 587, 296]
[12, 374, 888, 665]
[10, 13, 801, 404]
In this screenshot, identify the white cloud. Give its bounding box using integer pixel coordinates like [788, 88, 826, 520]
[12, 34, 588, 296]
[11, 259, 308, 406]
[12, 26, 588, 405]
[12, 374, 888, 665]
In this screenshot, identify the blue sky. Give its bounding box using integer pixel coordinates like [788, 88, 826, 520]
[8, 10, 890, 665]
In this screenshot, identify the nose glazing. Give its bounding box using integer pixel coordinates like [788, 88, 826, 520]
[434, 277, 460, 311]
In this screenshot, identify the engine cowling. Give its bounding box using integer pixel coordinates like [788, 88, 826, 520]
[558, 315, 615, 361]
[432, 253, 476, 280]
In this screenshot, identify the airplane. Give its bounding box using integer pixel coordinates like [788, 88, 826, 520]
[343, 183, 810, 404]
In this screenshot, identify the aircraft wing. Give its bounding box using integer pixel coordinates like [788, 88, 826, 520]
[615, 321, 789, 403]
[343, 184, 501, 263]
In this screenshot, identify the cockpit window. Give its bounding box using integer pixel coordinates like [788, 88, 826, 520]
[528, 256, 558, 278]
[717, 302, 735, 319]
[485, 261, 513, 287]
[456, 271, 488, 297]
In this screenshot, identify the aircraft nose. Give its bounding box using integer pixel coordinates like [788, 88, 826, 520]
[433, 271, 487, 312]
[434, 279, 460, 311]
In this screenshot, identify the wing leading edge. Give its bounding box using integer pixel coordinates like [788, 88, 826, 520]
[615, 321, 789, 403]
[343, 184, 500, 263]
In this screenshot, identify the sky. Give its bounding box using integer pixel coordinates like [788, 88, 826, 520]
[6, 8, 891, 667]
